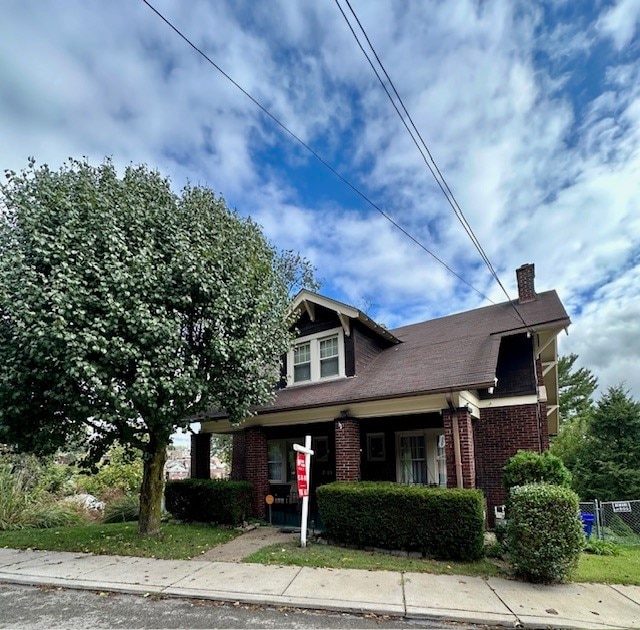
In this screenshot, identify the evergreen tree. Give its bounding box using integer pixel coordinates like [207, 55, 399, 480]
[573, 385, 640, 501]
[558, 354, 598, 421]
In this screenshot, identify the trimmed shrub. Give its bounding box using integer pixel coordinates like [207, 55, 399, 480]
[506, 484, 584, 583]
[103, 495, 139, 523]
[165, 479, 252, 526]
[503, 450, 571, 491]
[316, 482, 485, 561]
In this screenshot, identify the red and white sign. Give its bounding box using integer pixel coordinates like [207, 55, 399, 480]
[296, 452, 308, 498]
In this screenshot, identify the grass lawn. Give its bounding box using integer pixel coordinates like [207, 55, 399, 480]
[0, 522, 238, 560]
[245, 541, 640, 585]
[244, 541, 502, 577]
[574, 546, 640, 585]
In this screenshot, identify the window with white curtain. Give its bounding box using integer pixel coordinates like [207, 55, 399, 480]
[396, 430, 445, 487]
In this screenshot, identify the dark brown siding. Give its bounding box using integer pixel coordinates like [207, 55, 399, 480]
[293, 305, 342, 337]
[345, 333, 355, 377]
[353, 323, 391, 373]
[479, 333, 535, 399]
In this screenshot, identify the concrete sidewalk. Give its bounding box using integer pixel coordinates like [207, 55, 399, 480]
[0, 547, 638, 629]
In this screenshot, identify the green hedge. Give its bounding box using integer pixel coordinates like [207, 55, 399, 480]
[165, 479, 252, 526]
[503, 450, 571, 491]
[506, 483, 584, 583]
[316, 482, 485, 561]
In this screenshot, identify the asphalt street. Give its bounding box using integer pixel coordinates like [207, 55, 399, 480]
[0, 583, 479, 630]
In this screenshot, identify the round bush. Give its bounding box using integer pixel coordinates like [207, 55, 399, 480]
[506, 484, 584, 583]
[503, 450, 571, 491]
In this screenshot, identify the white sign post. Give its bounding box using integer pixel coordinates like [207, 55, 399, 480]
[293, 436, 314, 548]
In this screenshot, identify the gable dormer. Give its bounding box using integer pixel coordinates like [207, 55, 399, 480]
[284, 291, 399, 388]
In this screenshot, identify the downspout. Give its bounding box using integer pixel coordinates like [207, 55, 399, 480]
[446, 393, 463, 489]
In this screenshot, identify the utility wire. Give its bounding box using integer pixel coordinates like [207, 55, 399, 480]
[141, 0, 527, 325]
[336, 0, 531, 331]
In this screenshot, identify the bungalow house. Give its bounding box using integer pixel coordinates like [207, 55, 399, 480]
[191, 263, 570, 526]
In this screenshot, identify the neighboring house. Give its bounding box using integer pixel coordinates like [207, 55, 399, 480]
[193, 264, 570, 526]
[165, 459, 189, 481]
[167, 453, 228, 481]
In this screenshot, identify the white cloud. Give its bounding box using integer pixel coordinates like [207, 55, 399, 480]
[597, 0, 640, 51]
[1, 0, 640, 399]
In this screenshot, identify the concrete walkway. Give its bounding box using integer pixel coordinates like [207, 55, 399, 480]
[197, 525, 298, 562]
[0, 546, 639, 628]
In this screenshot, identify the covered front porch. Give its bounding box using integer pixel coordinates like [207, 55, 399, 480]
[196, 403, 477, 525]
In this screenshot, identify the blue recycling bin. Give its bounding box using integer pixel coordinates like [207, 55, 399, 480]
[581, 512, 595, 540]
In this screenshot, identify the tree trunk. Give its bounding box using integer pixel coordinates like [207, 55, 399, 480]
[138, 436, 168, 536]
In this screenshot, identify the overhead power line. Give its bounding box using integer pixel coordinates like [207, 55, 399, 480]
[141, 0, 527, 326]
[335, 0, 531, 331]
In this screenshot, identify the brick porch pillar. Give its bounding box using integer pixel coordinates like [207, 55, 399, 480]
[190, 432, 211, 479]
[230, 432, 246, 481]
[442, 408, 476, 489]
[335, 417, 360, 481]
[245, 427, 269, 519]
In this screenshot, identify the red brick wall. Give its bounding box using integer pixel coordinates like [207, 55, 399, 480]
[230, 432, 246, 481]
[474, 403, 548, 525]
[443, 408, 476, 489]
[335, 418, 360, 481]
[244, 427, 269, 519]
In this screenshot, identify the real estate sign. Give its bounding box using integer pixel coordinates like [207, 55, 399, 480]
[296, 452, 308, 498]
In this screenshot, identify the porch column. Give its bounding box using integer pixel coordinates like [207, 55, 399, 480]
[245, 427, 269, 519]
[230, 432, 246, 481]
[335, 416, 360, 481]
[442, 408, 476, 489]
[190, 432, 211, 479]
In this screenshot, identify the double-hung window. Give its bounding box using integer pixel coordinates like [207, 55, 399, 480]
[287, 328, 344, 386]
[319, 336, 339, 377]
[293, 342, 311, 383]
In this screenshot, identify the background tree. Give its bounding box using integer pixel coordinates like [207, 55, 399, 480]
[0, 158, 316, 535]
[550, 354, 597, 471]
[572, 385, 640, 501]
[558, 353, 598, 421]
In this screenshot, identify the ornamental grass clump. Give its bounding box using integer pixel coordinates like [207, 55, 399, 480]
[0, 463, 83, 530]
[506, 483, 584, 583]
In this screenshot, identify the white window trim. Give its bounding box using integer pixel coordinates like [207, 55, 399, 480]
[267, 438, 304, 484]
[395, 429, 445, 487]
[286, 327, 345, 387]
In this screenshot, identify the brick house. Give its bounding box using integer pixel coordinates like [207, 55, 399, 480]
[192, 264, 570, 526]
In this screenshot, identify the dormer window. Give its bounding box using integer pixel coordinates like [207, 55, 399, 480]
[287, 328, 345, 386]
[293, 342, 311, 382]
[320, 336, 339, 377]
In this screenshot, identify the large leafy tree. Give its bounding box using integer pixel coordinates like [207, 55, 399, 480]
[573, 385, 640, 501]
[0, 158, 315, 535]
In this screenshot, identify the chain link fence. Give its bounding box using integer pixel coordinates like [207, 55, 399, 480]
[580, 499, 640, 545]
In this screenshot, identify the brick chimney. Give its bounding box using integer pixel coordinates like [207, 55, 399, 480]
[516, 263, 537, 303]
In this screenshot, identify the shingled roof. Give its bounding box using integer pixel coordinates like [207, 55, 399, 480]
[251, 290, 570, 415]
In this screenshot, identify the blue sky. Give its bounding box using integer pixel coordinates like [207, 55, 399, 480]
[2, 0, 640, 400]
